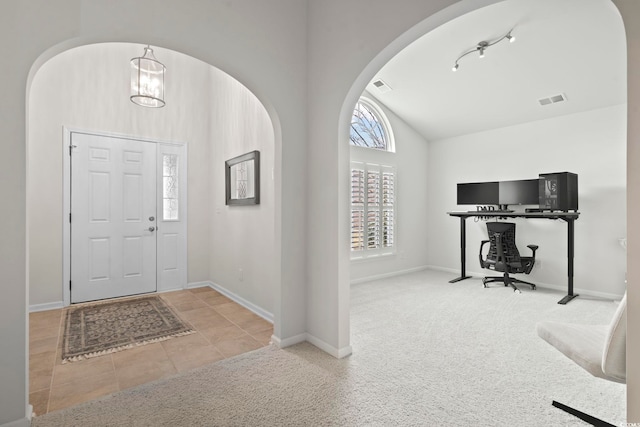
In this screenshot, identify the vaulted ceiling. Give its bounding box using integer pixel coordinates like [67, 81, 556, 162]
[366, 0, 626, 141]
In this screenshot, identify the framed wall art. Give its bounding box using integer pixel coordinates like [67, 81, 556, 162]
[225, 150, 260, 205]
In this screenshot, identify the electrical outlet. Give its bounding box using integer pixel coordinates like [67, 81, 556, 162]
[239, 268, 243, 281]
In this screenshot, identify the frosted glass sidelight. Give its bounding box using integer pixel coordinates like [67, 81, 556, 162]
[162, 154, 179, 220]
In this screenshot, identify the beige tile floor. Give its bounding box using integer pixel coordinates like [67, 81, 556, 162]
[29, 287, 273, 416]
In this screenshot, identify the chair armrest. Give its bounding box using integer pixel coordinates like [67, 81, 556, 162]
[479, 240, 490, 267]
[527, 244, 538, 257]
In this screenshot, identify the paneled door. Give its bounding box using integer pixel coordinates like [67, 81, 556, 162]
[70, 133, 157, 303]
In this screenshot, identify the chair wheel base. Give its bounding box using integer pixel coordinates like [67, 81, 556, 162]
[481, 275, 536, 293]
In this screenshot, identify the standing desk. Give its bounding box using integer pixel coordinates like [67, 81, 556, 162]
[447, 211, 580, 304]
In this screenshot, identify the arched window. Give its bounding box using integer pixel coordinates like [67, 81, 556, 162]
[349, 97, 395, 152]
[349, 97, 396, 259]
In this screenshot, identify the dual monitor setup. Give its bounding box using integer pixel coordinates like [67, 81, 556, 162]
[457, 172, 578, 213]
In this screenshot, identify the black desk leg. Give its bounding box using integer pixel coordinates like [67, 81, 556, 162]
[450, 216, 471, 283]
[558, 218, 579, 305]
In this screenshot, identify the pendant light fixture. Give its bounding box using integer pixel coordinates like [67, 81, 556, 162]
[130, 45, 166, 108]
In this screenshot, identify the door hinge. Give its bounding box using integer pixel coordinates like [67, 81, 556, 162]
[69, 213, 71, 223]
[69, 280, 72, 291]
[69, 145, 77, 155]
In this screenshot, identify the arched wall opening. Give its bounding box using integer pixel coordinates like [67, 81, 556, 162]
[329, 1, 509, 359]
[25, 42, 282, 411]
[27, 43, 278, 318]
[343, 0, 627, 291]
[336, 0, 631, 417]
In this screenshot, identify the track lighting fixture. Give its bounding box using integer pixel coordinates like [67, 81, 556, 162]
[452, 29, 515, 72]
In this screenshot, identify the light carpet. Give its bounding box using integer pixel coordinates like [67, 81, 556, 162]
[33, 269, 626, 426]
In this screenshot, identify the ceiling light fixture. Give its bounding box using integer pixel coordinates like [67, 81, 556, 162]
[130, 45, 166, 108]
[452, 29, 515, 72]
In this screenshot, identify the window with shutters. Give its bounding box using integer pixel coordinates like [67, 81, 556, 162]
[351, 161, 395, 259]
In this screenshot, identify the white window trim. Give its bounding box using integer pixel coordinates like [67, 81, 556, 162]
[350, 96, 396, 153]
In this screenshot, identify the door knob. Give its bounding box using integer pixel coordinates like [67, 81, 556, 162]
[148, 226, 155, 232]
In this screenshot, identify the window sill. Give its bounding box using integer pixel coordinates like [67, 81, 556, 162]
[350, 251, 396, 263]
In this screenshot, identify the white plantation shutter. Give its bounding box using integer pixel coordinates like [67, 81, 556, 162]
[382, 170, 395, 248]
[366, 171, 380, 249]
[350, 162, 395, 258]
[367, 210, 380, 249]
[351, 167, 365, 251]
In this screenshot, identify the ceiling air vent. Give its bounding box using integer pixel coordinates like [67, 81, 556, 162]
[372, 79, 392, 94]
[538, 93, 567, 106]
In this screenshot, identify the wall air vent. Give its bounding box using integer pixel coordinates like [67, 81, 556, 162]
[538, 93, 567, 106]
[372, 79, 392, 94]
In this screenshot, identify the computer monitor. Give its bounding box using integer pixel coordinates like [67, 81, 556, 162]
[498, 179, 540, 206]
[457, 181, 499, 205]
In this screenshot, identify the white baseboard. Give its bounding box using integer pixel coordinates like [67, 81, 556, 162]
[271, 332, 306, 349]
[31, 285, 197, 313]
[272, 332, 352, 359]
[28, 282, 274, 319]
[425, 265, 624, 300]
[350, 265, 429, 285]
[29, 301, 63, 313]
[530, 282, 623, 301]
[185, 281, 211, 290]
[197, 281, 274, 324]
[1, 409, 32, 427]
[0, 419, 30, 427]
[424, 265, 463, 275]
[306, 333, 353, 358]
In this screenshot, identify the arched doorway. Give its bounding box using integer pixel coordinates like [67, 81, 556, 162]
[26, 42, 279, 414]
[339, 0, 628, 422]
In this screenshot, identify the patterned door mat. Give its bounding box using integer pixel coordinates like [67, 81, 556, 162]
[62, 295, 194, 363]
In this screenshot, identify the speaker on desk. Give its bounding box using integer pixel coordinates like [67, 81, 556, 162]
[539, 172, 578, 212]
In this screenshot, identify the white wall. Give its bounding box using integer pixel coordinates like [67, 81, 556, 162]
[209, 71, 276, 315]
[426, 104, 627, 297]
[350, 93, 430, 282]
[28, 43, 276, 315]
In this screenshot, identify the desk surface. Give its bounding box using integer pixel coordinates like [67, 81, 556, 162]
[447, 211, 580, 220]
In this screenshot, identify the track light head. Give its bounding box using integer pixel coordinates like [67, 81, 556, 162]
[452, 29, 515, 72]
[477, 41, 488, 58]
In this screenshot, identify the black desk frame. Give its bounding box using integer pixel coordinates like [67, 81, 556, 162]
[447, 211, 580, 304]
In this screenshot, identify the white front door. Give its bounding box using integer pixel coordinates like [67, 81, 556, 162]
[70, 133, 157, 303]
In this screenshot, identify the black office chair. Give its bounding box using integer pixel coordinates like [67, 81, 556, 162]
[478, 222, 538, 293]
